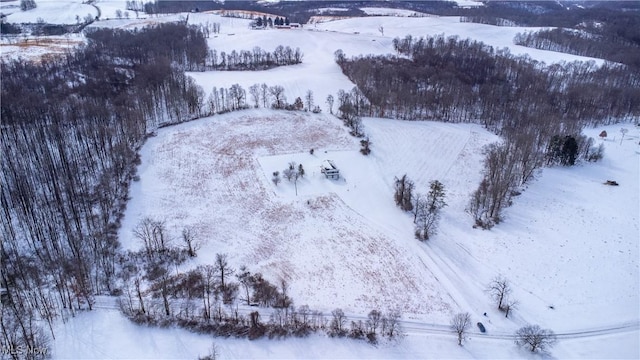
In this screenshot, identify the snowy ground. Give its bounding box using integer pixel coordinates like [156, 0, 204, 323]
[3, 0, 97, 24]
[8, 2, 637, 358]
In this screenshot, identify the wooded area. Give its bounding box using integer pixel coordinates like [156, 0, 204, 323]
[1, 23, 208, 357]
[337, 34, 637, 227]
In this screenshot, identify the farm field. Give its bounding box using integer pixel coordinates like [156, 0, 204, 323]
[3, 1, 638, 358]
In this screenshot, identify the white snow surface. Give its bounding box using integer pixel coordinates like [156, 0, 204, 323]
[14, 4, 635, 358]
[360, 7, 429, 17]
[4, 0, 97, 24]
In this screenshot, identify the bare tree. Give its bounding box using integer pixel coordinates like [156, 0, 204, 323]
[326, 94, 334, 114]
[260, 83, 269, 108]
[620, 128, 628, 144]
[133, 217, 170, 258]
[515, 325, 557, 353]
[249, 83, 260, 108]
[366, 309, 382, 335]
[283, 162, 301, 195]
[330, 308, 347, 336]
[269, 85, 286, 109]
[450, 312, 472, 345]
[488, 275, 511, 310]
[198, 265, 217, 320]
[236, 266, 252, 305]
[503, 297, 518, 318]
[384, 310, 402, 339]
[305, 90, 314, 111]
[215, 253, 234, 291]
[181, 226, 201, 257]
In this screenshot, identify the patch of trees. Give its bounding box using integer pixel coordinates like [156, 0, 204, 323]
[330, 82, 368, 138]
[0, 22, 22, 35]
[1, 23, 208, 356]
[487, 275, 518, 318]
[515, 28, 640, 69]
[468, 132, 601, 229]
[204, 83, 318, 115]
[204, 45, 303, 71]
[394, 175, 447, 240]
[20, 0, 37, 11]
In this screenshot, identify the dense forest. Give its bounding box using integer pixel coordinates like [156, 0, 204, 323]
[0, 23, 208, 358]
[336, 35, 638, 227]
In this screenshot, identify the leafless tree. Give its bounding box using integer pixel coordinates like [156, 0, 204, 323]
[283, 162, 301, 195]
[503, 297, 518, 318]
[236, 266, 252, 305]
[366, 309, 382, 335]
[620, 128, 628, 144]
[269, 85, 286, 109]
[181, 226, 201, 257]
[260, 83, 269, 108]
[133, 217, 171, 258]
[450, 312, 472, 345]
[488, 275, 511, 310]
[515, 325, 557, 353]
[215, 253, 234, 291]
[326, 94, 334, 114]
[384, 310, 402, 339]
[330, 308, 347, 336]
[198, 265, 217, 320]
[305, 90, 314, 111]
[249, 83, 260, 108]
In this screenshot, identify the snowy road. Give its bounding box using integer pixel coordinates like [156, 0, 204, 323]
[92, 296, 639, 342]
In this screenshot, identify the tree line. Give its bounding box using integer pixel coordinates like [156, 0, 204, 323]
[204, 45, 303, 71]
[337, 34, 631, 228]
[514, 28, 640, 69]
[0, 23, 209, 358]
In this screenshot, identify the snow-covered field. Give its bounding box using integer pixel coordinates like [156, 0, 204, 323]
[6, 2, 637, 358]
[3, 0, 97, 24]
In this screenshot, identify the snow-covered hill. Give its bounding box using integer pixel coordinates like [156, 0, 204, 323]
[6, 2, 636, 358]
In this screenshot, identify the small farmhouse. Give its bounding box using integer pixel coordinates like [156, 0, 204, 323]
[321, 160, 339, 179]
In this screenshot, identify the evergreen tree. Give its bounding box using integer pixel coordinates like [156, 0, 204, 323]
[561, 135, 578, 166]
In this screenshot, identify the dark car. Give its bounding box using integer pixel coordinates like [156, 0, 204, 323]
[477, 322, 486, 333]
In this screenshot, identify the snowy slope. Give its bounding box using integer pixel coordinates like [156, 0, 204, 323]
[5, 0, 97, 24]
